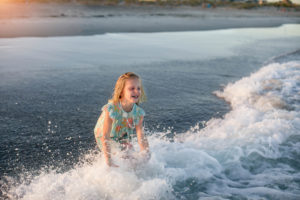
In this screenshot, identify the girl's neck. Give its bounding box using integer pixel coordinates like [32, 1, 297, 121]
[120, 100, 133, 112]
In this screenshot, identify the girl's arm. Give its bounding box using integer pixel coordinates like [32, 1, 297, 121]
[136, 116, 149, 153]
[100, 107, 116, 167]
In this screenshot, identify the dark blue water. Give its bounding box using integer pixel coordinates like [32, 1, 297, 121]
[1, 25, 300, 199]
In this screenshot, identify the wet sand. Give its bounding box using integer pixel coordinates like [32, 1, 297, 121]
[0, 2, 300, 38]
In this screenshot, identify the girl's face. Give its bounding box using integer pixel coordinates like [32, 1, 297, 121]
[121, 78, 141, 104]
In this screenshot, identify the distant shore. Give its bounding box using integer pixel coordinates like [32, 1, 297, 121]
[0, 2, 299, 38]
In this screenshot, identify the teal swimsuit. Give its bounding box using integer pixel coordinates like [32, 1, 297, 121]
[94, 102, 145, 150]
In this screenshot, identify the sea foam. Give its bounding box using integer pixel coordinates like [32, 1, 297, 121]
[4, 61, 300, 200]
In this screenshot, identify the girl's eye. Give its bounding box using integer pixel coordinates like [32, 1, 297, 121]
[129, 87, 140, 91]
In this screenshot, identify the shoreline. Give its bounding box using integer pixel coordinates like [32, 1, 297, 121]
[0, 2, 300, 38]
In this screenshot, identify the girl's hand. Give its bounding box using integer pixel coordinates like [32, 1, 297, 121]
[106, 159, 119, 167]
[109, 162, 119, 168]
[140, 150, 151, 162]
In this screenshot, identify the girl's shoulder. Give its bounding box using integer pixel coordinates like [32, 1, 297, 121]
[102, 102, 120, 119]
[133, 104, 145, 125]
[134, 104, 146, 117]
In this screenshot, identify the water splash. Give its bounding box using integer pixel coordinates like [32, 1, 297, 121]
[3, 61, 300, 200]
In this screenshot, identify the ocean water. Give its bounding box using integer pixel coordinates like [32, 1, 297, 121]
[0, 24, 300, 199]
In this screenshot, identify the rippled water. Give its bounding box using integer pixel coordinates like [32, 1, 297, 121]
[0, 24, 300, 199]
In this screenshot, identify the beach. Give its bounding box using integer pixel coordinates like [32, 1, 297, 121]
[0, 2, 300, 37]
[1, 2, 300, 200]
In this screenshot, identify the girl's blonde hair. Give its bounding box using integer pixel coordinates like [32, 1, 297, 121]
[109, 72, 147, 105]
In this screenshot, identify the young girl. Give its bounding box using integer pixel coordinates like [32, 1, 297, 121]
[94, 72, 150, 167]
